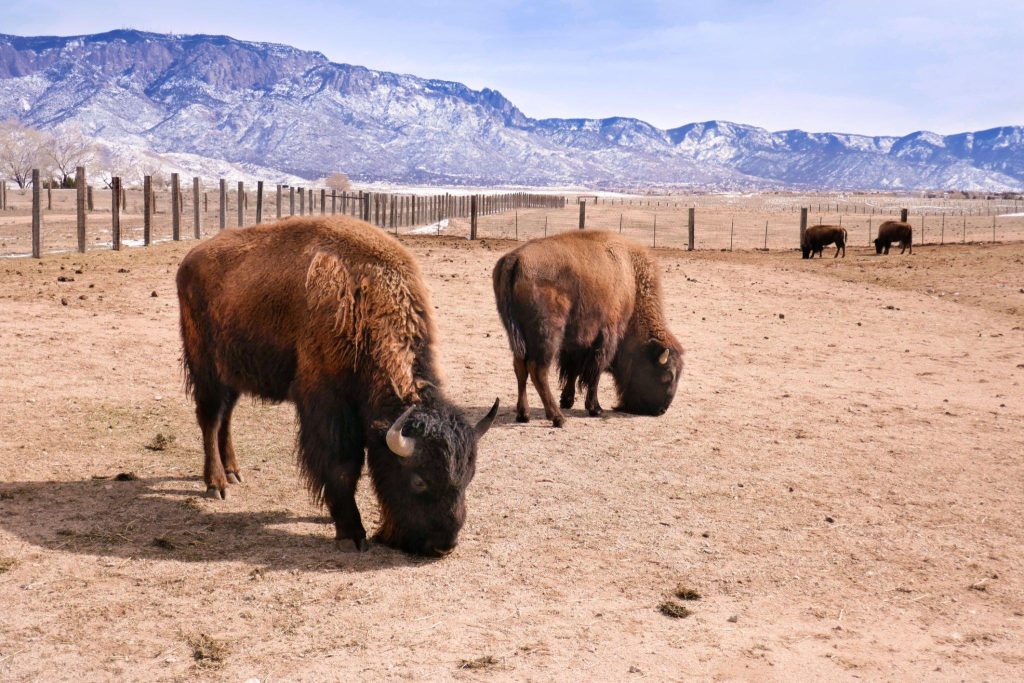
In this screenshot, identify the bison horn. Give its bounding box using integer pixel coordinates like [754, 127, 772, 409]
[475, 398, 500, 439]
[386, 405, 417, 458]
[659, 349, 670, 365]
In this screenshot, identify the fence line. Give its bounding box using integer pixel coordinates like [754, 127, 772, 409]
[3, 167, 1023, 258]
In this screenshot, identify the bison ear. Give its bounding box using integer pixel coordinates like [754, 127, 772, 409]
[474, 399, 500, 440]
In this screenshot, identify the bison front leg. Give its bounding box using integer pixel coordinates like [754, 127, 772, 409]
[296, 392, 368, 551]
[527, 361, 565, 427]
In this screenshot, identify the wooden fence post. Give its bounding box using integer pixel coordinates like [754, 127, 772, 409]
[171, 173, 181, 241]
[31, 169, 41, 258]
[331, 190, 337, 215]
[299, 187, 305, 215]
[237, 181, 244, 227]
[799, 207, 808, 247]
[275, 185, 282, 220]
[289, 186, 295, 216]
[47, 181, 52, 211]
[900, 208, 909, 223]
[76, 166, 87, 253]
[579, 199, 586, 229]
[192, 177, 201, 238]
[688, 208, 695, 251]
[256, 181, 264, 224]
[320, 189, 326, 215]
[87, 184, 93, 212]
[143, 175, 152, 246]
[219, 179, 227, 230]
[111, 177, 121, 250]
[470, 195, 478, 239]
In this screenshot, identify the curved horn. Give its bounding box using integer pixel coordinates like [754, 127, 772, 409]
[659, 348, 670, 365]
[386, 405, 417, 458]
[475, 398, 500, 440]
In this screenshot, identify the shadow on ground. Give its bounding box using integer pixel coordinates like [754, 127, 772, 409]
[0, 476, 428, 573]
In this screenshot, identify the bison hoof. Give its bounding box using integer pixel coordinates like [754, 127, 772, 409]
[551, 416, 565, 428]
[205, 486, 226, 500]
[226, 472, 243, 484]
[336, 537, 370, 553]
[588, 407, 603, 417]
[515, 413, 530, 423]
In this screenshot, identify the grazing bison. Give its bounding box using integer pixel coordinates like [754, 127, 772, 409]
[176, 216, 498, 556]
[493, 231, 683, 427]
[802, 224, 847, 259]
[875, 221, 913, 254]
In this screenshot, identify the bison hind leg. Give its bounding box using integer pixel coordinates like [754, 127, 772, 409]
[557, 350, 582, 410]
[218, 388, 243, 484]
[193, 380, 235, 499]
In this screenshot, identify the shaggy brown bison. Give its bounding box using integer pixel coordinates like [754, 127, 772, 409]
[493, 231, 684, 427]
[802, 224, 847, 259]
[875, 221, 913, 254]
[176, 216, 498, 556]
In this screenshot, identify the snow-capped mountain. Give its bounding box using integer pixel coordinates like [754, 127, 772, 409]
[1, 30, 1022, 191]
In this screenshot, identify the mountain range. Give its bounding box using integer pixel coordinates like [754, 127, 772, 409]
[1, 29, 1022, 191]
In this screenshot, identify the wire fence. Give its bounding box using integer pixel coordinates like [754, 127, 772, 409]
[2, 172, 1023, 258]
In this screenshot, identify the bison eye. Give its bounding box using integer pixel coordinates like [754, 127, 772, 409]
[410, 474, 428, 494]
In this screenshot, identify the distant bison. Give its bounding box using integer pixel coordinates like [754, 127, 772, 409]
[874, 221, 913, 254]
[802, 224, 847, 259]
[493, 231, 683, 427]
[176, 216, 498, 556]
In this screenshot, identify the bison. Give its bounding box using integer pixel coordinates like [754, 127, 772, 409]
[493, 231, 683, 427]
[874, 221, 913, 254]
[801, 224, 847, 259]
[176, 216, 498, 556]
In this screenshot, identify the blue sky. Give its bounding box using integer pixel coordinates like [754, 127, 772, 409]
[4, 0, 1022, 135]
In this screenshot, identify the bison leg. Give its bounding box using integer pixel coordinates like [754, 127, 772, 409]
[558, 351, 581, 410]
[195, 385, 230, 499]
[527, 361, 565, 428]
[513, 357, 531, 423]
[296, 391, 368, 551]
[218, 388, 243, 484]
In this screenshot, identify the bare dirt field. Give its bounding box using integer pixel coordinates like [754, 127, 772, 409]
[1, 233, 1023, 681]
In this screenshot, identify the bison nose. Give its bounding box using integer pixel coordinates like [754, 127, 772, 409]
[431, 541, 457, 557]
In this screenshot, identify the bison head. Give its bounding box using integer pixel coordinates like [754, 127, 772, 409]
[367, 398, 498, 557]
[874, 237, 884, 254]
[612, 337, 683, 416]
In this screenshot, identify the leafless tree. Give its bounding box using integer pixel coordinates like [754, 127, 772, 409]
[325, 172, 351, 192]
[0, 119, 47, 188]
[45, 126, 95, 187]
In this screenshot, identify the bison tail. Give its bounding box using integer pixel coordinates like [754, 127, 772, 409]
[493, 254, 527, 359]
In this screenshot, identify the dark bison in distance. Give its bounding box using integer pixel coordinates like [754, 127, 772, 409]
[875, 221, 913, 254]
[176, 216, 498, 556]
[802, 224, 847, 259]
[493, 231, 684, 427]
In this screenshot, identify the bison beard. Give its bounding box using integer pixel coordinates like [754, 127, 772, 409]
[176, 216, 497, 556]
[493, 231, 683, 427]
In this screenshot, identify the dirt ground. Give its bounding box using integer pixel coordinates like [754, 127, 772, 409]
[1, 233, 1022, 681]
